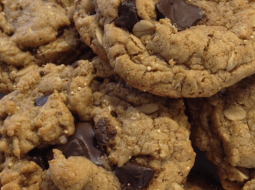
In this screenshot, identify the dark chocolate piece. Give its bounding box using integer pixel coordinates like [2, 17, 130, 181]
[156, 0, 204, 31]
[57, 123, 102, 166]
[39, 71, 45, 76]
[34, 96, 49, 106]
[115, 1, 139, 31]
[94, 118, 117, 146]
[113, 161, 155, 189]
[0, 92, 7, 100]
[72, 61, 79, 68]
[28, 148, 49, 170]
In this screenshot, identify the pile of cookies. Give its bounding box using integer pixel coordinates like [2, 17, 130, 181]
[0, 0, 255, 189]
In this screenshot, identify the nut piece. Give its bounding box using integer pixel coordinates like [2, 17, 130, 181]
[226, 52, 236, 71]
[139, 103, 159, 114]
[132, 20, 155, 38]
[250, 13, 255, 27]
[16, 64, 38, 77]
[170, 182, 184, 190]
[223, 105, 246, 121]
[96, 27, 104, 45]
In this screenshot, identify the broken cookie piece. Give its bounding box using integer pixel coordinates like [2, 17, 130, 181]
[49, 149, 121, 190]
[0, 157, 43, 190]
[0, 61, 95, 157]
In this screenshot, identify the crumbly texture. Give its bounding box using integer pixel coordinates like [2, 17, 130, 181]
[90, 79, 195, 189]
[0, 56, 195, 189]
[74, 0, 255, 98]
[187, 74, 255, 189]
[0, 0, 88, 66]
[48, 149, 120, 190]
[0, 156, 43, 190]
[0, 63, 16, 93]
[0, 61, 95, 157]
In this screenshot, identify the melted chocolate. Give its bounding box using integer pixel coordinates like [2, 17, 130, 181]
[115, 1, 139, 31]
[156, 0, 204, 30]
[34, 96, 49, 106]
[53, 123, 103, 166]
[113, 161, 155, 189]
[28, 148, 49, 170]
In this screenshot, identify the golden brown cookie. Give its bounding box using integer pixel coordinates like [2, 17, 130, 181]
[187, 74, 255, 189]
[74, 0, 255, 98]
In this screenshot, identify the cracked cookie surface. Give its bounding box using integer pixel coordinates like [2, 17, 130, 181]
[74, 0, 255, 98]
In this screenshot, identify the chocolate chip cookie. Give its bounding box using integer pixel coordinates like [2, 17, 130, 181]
[44, 77, 195, 190]
[187, 74, 255, 189]
[0, 57, 195, 189]
[74, 0, 255, 98]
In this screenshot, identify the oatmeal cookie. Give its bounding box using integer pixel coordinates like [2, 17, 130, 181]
[187, 74, 255, 189]
[74, 0, 255, 98]
[0, 60, 95, 158]
[0, 0, 89, 66]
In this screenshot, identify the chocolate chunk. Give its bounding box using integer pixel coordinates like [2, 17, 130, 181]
[115, 1, 139, 31]
[0, 92, 7, 100]
[156, 0, 204, 31]
[113, 161, 155, 189]
[34, 96, 49, 106]
[57, 123, 103, 166]
[28, 148, 49, 170]
[94, 118, 117, 146]
[39, 71, 45, 76]
[2, 63, 9, 72]
[72, 61, 79, 68]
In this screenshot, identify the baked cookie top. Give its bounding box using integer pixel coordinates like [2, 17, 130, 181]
[0, 0, 90, 67]
[187, 74, 255, 189]
[74, 0, 255, 98]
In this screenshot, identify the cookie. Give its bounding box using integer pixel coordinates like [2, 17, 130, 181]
[0, 63, 16, 93]
[88, 79, 195, 189]
[187, 74, 255, 189]
[74, 0, 255, 98]
[0, 56, 195, 189]
[0, 156, 43, 190]
[42, 78, 195, 190]
[0, 0, 89, 67]
[0, 60, 95, 158]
